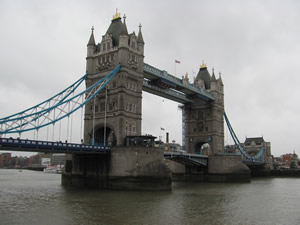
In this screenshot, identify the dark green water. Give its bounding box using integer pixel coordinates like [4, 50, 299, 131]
[0, 169, 299, 225]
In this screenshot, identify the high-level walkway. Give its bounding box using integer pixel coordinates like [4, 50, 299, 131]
[143, 63, 215, 103]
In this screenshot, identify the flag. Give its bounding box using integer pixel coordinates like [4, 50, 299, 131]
[175, 60, 180, 64]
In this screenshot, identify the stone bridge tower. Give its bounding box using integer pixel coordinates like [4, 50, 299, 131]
[84, 12, 145, 146]
[184, 63, 224, 155]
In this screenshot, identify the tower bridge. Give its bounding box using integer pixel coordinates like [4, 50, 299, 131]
[0, 11, 272, 190]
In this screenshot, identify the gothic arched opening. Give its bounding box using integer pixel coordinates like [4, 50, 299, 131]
[194, 142, 211, 155]
[94, 127, 116, 146]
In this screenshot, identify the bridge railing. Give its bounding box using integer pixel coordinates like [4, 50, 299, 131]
[164, 151, 208, 167]
[0, 137, 111, 153]
[164, 151, 208, 158]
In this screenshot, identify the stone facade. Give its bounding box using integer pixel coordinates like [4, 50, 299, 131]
[84, 14, 144, 146]
[61, 13, 173, 191]
[184, 65, 224, 155]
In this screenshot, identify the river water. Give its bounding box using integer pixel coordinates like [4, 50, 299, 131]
[0, 169, 299, 225]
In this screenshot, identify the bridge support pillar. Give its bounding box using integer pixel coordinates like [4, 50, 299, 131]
[208, 155, 250, 182]
[62, 147, 172, 191]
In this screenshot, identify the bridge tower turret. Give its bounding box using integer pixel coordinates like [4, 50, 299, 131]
[184, 63, 224, 155]
[83, 12, 145, 146]
[86, 26, 96, 74]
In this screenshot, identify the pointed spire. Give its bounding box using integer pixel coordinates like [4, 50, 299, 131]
[211, 67, 217, 81]
[120, 14, 128, 35]
[137, 23, 144, 44]
[87, 26, 96, 46]
[218, 71, 224, 86]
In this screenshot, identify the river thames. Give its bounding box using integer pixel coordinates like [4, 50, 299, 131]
[0, 169, 299, 225]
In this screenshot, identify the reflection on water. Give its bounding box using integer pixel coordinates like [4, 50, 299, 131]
[0, 169, 300, 225]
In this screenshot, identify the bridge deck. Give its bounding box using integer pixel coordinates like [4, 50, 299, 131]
[164, 151, 208, 167]
[0, 138, 110, 154]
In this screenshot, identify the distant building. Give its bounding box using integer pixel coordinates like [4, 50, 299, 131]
[281, 152, 298, 168]
[154, 139, 182, 152]
[9, 156, 30, 168]
[224, 137, 273, 169]
[51, 154, 65, 166]
[28, 153, 51, 167]
[244, 137, 271, 157]
[0, 153, 11, 167]
[169, 142, 182, 152]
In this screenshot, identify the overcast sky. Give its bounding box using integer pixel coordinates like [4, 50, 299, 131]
[1, 0, 300, 157]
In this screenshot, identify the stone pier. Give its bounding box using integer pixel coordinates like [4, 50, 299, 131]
[208, 155, 250, 182]
[166, 155, 250, 182]
[62, 147, 172, 191]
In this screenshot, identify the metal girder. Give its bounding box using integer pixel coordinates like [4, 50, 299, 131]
[0, 64, 120, 135]
[164, 152, 208, 167]
[143, 63, 215, 101]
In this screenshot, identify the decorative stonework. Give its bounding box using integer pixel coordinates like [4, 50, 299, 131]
[84, 14, 144, 146]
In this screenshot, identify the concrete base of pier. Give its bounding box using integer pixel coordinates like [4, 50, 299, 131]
[62, 147, 172, 191]
[165, 155, 250, 182]
[208, 155, 251, 182]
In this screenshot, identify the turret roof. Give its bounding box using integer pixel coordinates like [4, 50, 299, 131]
[211, 68, 217, 82]
[87, 27, 96, 46]
[218, 72, 224, 86]
[120, 15, 128, 35]
[194, 63, 211, 89]
[106, 17, 123, 46]
[137, 24, 144, 44]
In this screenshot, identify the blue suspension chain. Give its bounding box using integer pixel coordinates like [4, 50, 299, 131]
[224, 112, 264, 161]
[0, 64, 120, 135]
